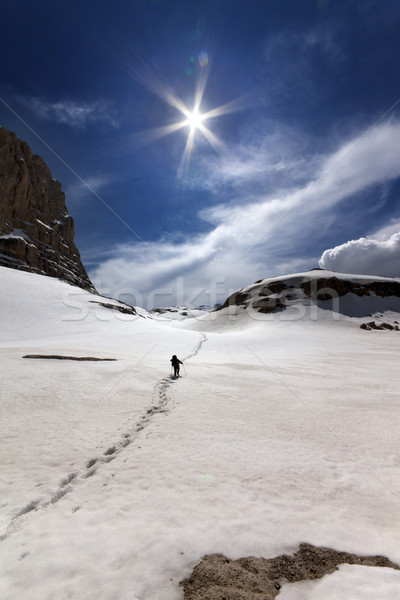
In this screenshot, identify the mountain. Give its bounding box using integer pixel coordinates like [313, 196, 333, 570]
[0, 127, 95, 292]
[217, 269, 400, 323]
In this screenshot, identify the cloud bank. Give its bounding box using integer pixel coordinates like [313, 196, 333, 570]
[319, 232, 400, 278]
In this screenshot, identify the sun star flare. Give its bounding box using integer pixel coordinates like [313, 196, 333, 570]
[185, 109, 205, 131]
[129, 59, 251, 181]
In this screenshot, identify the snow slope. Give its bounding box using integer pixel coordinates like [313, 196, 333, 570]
[1, 266, 400, 600]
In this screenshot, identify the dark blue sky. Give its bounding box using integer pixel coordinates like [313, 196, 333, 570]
[1, 0, 400, 306]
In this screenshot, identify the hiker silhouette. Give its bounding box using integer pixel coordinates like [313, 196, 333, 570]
[170, 354, 183, 377]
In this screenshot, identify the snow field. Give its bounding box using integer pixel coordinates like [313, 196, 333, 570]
[0, 267, 201, 528]
[1, 266, 400, 599]
[278, 564, 400, 599]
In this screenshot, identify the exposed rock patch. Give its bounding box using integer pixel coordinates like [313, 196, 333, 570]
[0, 127, 95, 291]
[89, 300, 138, 316]
[360, 321, 399, 331]
[181, 543, 400, 600]
[300, 276, 400, 300]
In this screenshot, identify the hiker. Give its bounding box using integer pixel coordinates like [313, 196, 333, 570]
[171, 354, 183, 377]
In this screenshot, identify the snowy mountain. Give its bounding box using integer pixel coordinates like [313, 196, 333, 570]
[1, 266, 400, 600]
[211, 269, 400, 326]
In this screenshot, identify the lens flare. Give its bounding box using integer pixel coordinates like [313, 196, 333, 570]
[198, 50, 209, 68]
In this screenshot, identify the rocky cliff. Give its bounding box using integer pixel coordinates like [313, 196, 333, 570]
[0, 127, 95, 291]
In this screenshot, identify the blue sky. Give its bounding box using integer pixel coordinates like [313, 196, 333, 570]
[1, 0, 400, 307]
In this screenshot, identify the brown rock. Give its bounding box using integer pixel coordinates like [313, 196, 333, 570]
[0, 127, 95, 291]
[300, 276, 400, 299]
[181, 543, 400, 600]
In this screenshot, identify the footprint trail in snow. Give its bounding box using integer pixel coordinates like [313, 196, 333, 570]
[1, 332, 207, 541]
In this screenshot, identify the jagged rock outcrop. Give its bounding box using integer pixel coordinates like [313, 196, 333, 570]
[0, 127, 95, 291]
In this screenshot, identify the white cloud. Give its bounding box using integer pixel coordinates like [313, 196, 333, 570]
[319, 232, 400, 278]
[183, 125, 314, 193]
[371, 219, 400, 241]
[90, 120, 400, 307]
[19, 96, 119, 128]
[65, 174, 111, 204]
[310, 120, 400, 208]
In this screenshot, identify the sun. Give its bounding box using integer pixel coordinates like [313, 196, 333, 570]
[185, 109, 204, 131]
[129, 57, 250, 179]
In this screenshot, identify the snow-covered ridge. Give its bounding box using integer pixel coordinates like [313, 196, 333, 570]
[244, 268, 400, 289]
[0, 266, 143, 351]
[217, 269, 400, 319]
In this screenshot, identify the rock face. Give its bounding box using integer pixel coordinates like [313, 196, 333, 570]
[0, 127, 95, 292]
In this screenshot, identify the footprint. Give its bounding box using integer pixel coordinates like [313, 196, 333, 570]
[103, 455, 116, 463]
[15, 499, 41, 517]
[83, 466, 97, 479]
[60, 472, 78, 487]
[85, 458, 97, 469]
[50, 487, 70, 504]
[104, 446, 116, 456]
